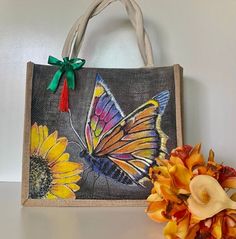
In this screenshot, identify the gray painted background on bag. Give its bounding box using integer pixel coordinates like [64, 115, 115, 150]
[31, 64, 177, 200]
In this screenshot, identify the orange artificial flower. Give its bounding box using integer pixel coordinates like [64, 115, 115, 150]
[147, 144, 236, 239]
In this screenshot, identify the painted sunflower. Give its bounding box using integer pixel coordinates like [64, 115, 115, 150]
[29, 123, 83, 199]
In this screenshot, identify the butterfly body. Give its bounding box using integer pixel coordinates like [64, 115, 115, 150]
[77, 74, 170, 187]
[80, 150, 134, 185]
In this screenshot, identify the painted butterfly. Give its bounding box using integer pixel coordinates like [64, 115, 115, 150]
[71, 74, 169, 187]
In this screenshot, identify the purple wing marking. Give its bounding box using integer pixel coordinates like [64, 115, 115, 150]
[111, 154, 134, 160]
[85, 74, 125, 152]
[100, 101, 113, 120]
[95, 94, 110, 115]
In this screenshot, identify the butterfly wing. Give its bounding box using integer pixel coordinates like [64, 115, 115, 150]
[85, 74, 125, 154]
[93, 91, 170, 186]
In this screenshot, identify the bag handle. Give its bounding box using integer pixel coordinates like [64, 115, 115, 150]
[62, 0, 154, 67]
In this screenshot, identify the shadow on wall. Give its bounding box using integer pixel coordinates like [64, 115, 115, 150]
[144, 18, 170, 66]
[79, 16, 169, 67]
[78, 12, 171, 66]
[183, 76, 209, 146]
[79, 18, 142, 66]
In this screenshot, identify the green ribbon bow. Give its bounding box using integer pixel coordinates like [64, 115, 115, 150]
[47, 56, 86, 92]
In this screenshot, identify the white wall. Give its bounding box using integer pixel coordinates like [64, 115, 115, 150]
[1, 0, 236, 182]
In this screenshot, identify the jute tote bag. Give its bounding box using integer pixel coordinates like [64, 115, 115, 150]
[22, 0, 183, 206]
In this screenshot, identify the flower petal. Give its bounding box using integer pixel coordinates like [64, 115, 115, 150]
[227, 226, 236, 237]
[45, 192, 57, 199]
[67, 183, 80, 192]
[39, 131, 58, 157]
[163, 221, 178, 239]
[147, 193, 163, 202]
[176, 214, 190, 239]
[51, 162, 83, 174]
[52, 175, 81, 184]
[219, 166, 236, 184]
[45, 137, 68, 163]
[43, 125, 48, 140]
[147, 201, 168, 223]
[53, 169, 82, 179]
[55, 153, 70, 163]
[221, 177, 236, 189]
[185, 153, 205, 171]
[156, 158, 169, 167]
[190, 144, 201, 155]
[186, 224, 200, 239]
[170, 145, 192, 161]
[160, 185, 181, 203]
[211, 215, 222, 239]
[170, 156, 185, 166]
[155, 176, 172, 188]
[30, 123, 39, 154]
[169, 164, 192, 190]
[50, 185, 75, 199]
[230, 193, 236, 201]
[155, 166, 170, 177]
[38, 125, 44, 149]
[208, 149, 215, 162]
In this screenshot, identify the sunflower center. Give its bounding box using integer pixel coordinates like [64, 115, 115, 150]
[29, 156, 53, 199]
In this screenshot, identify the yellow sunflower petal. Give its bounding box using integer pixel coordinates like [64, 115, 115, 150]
[52, 175, 81, 184]
[43, 125, 48, 140]
[45, 137, 68, 163]
[221, 177, 236, 188]
[147, 201, 168, 223]
[163, 221, 178, 239]
[51, 162, 83, 174]
[39, 131, 58, 157]
[67, 183, 80, 192]
[45, 192, 57, 199]
[211, 216, 222, 239]
[50, 185, 75, 199]
[53, 169, 83, 179]
[169, 164, 192, 191]
[38, 125, 44, 148]
[54, 153, 70, 163]
[31, 123, 39, 154]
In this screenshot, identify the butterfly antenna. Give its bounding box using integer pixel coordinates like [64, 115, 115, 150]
[68, 109, 87, 150]
[68, 141, 84, 150]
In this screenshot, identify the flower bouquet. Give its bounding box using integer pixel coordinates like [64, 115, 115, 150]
[146, 145, 236, 239]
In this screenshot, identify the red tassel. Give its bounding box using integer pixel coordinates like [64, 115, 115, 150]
[59, 79, 69, 112]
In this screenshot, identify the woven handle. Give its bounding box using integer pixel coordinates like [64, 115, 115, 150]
[62, 0, 154, 67]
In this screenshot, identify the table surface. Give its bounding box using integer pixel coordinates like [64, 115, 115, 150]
[0, 182, 164, 239]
